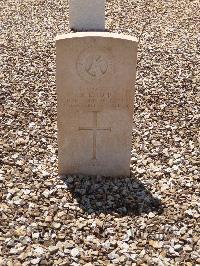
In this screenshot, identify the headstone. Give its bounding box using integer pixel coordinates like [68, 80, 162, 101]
[69, 0, 105, 31]
[56, 32, 137, 177]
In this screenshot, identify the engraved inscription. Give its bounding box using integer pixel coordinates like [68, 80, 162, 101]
[79, 111, 111, 160]
[77, 48, 113, 82]
[64, 88, 129, 110]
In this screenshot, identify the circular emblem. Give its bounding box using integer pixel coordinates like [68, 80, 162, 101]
[77, 48, 113, 82]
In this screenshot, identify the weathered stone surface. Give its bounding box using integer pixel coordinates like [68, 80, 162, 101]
[69, 0, 105, 31]
[56, 32, 137, 177]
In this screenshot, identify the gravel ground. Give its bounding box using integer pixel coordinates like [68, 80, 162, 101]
[1, 0, 200, 265]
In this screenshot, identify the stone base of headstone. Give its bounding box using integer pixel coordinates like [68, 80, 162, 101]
[56, 32, 137, 177]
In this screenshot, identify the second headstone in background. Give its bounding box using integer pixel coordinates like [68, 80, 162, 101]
[69, 0, 105, 31]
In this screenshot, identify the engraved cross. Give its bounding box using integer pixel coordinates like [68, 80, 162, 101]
[79, 111, 111, 160]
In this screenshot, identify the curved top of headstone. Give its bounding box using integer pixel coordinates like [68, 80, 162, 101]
[56, 32, 138, 43]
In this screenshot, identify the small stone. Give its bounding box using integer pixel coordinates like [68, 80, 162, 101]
[121, 242, 129, 251]
[31, 258, 41, 265]
[0, 174, 5, 182]
[34, 246, 45, 256]
[45, 216, 52, 222]
[184, 209, 194, 217]
[40, 259, 49, 265]
[42, 189, 50, 198]
[70, 248, 80, 257]
[174, 244, 182, 252]
[148, 212, 155, 218]
[32, 232, 40, 239]
[196, 258, 200, 263]
[108, 251, 118, 260]
[57, 233, 66, 240]
[59, 260, 70, 266]
[52, 222, 61, 229]
[14, 227, 26, 237]
[49, 246, 59, 255]
[10, 248, 19, 255]
[102, 241, 110, 249]
[183, 245, 193, 252]
[139, 249, 146, 257]
[96, 219, 103, 228]
[65, 242, 74, 250]
[149, 240, 162, 249]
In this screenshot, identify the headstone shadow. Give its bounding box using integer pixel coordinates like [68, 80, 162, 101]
[61, 174, 164, 217]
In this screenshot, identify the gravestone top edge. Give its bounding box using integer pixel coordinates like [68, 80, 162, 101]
[56, 32, 138, 43]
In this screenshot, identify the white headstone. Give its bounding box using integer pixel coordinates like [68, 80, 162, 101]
[69, 0, 105, 31]
[56, 32, 137, 177]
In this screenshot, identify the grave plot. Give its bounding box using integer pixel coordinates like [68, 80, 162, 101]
[1, 0, 199, 265]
